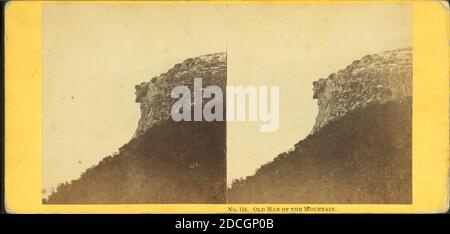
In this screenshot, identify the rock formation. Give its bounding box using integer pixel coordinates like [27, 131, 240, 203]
[228, 47, 413, 203]
[44, 53, 227, 204]
[134, 52, 226, 137]
[312, 47, 412, 133]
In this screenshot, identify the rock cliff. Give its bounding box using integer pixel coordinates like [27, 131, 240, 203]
[134, 52, 226, 137]
[228, 47, 413, 203]
[312, 48, 412, 133]
[44, 52, 228, 204]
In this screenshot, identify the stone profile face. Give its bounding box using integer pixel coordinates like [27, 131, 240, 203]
[228, 48, 413, 204]
[312, 48, 412, 133]
[133, 53, 227, 138]
[44, 53, 228, 204]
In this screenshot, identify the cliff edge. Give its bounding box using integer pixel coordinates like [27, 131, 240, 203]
[228, 47, 413, 203]
[134, 52, 226, 137]
[312, 48, 411, 133]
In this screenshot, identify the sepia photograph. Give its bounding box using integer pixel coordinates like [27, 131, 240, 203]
[40, 3, 413, 204]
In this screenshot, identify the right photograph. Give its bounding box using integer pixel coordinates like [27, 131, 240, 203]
[226, 3, 412, 204]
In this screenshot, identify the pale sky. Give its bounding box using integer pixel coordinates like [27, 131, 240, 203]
[43, 3, 411, 197]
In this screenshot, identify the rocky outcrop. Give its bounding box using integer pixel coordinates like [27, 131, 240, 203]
[134, 52, 226, 137]
[228, 47, 413, 203]
[44, 53, 228, 204]
[312, 47, 412, 133]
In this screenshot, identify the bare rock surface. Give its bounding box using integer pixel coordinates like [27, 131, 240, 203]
[312, 48, 412, 133]
[134, 53, 226, 137]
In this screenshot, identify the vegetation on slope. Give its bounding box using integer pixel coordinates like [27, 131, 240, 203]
[44, 120, 226, 204]
[228, 100, 412, 204]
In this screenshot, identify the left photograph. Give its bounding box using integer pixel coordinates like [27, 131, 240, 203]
[42, 4, 228, 204]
